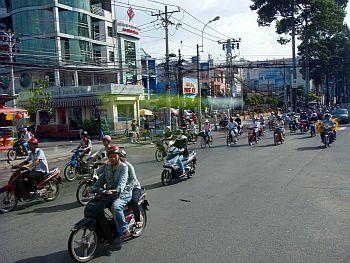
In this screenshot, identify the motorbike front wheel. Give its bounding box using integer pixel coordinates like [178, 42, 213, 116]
[64, 164, 77, 182]
[68, 227, 98, 263]
[43, 179, 60, 201]
[200, 137, 206, 148]
[0, 190, 18, 213]
[76, 182, 93, 206]
[155, 149, 164, 162]
[161, 170, 172, 186]
[7, 149, 17, 161]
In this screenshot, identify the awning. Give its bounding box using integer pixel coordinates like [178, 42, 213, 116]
[51, 97, 102, 108]
[140, 109, 153, 116]
[0, 106, 28, 114]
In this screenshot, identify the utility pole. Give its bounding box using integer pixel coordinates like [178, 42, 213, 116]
[196, 44, 201, 131]
[218, 38, 241, 115]
[304, 7, 310, 108]
[177, 48, 183, 120]
[1, 29, 18, 107]
[291, 0, 297, 111]
[152, 6, 180, 129]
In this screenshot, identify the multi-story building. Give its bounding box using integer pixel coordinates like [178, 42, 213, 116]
[141, 48, 157, 100]
[0, 0, 144, 136]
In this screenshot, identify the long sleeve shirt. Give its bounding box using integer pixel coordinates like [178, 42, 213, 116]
[124, 161, 141, 190]
[94, 162, 131, 199]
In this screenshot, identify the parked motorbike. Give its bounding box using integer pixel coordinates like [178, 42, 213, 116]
[0, 166, 62, 213]
[273, 126, 285, 146]
[68, 188, 149, 262]
[64, 149, 94, 182]
[248, 127, 259, 146]
[7, 140, 28, 161]
[226, 129, 238, 146]
[299, 120, 308, 134]
[161, 147, 197, 186]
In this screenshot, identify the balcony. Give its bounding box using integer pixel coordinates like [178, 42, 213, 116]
[91, 4, 104, 16]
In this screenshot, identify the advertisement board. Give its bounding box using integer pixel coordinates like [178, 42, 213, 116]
[183, 77, 198, 97]
[116, 20, 141, 39]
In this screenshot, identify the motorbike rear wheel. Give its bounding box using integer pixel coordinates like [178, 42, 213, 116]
[76, 182, 92, 206]
[130, 207, 147, 238]
[64, 164, 77, 182]
[200, 137, 206, 148]
[0, 190, 18, 213]
[274, 134, 278, 146]
[43, 179, 60, 201]
[7, 149, 17, 161]
[68, 227, 98, 263]
[155, 149, 164, 162]
[161, 170, 172, 186]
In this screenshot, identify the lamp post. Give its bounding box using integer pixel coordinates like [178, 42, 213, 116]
[197, 16, 220, 131]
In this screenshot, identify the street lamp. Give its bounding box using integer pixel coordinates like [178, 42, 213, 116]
[197, 16, 220, 131]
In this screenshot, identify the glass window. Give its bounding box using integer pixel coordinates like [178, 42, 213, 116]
[58, 0, 91, 12]
[61, 38, 93, 64]
[60, 11, 91, 39]
[17, 38, 57, 65]
[68, 108, 83, 128]
[109, 51, 114, 62]
[10, 0, 52, 10]
[107, 26, 113, 37]
[124, 40, 137, 84]
[13, 9, 54, 35]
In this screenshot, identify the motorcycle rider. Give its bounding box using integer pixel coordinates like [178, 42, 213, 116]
[274, 115, 285, 141]
[320, 113, 336, 142]
[203, 119, 212, 141]
[14, 137, 49, 197]
[76, 131, 92, 156]
[268, 112, 276, 130]
[234, 114, 243, 134]
[117, 149, 143, 228]
[19, 127, 33, 155]
[250, 117, 260, 140]
[289, 112, 298, 131]
[172, 130, 188, 176]
[258, 114, 265, 134]
[90, 135, 112, 163]
[93, 145, 132, 239]
[226, 117, 239, 143]
[299, 110, 309, 130]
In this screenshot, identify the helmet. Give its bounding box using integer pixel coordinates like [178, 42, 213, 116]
[23, 127, 27, 132]
[102, 135, 112, 142]
[235, 114, 240, 117]
[325, 113, 331, 118]
[205, 119, 209, 123]
[107, 145, 119, 155]
[81, 131, 88, 137]
[118, 149, 127, 158]
[271, 112, 275, 115]
[312, 113, 317, 117]
[28, 137, 39, 145]
[177, 129, 184, 135]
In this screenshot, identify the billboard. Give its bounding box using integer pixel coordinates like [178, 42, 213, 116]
[183, 77, 198, 98]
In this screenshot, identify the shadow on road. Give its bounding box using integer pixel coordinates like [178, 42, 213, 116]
[18, 201, 81, 215]
[296, 146, 324, 151]
[14, 241, 122, 263]
[143, 182, 163, 190]
[296, 135, 312, 139]
[257, 143, 277, 148]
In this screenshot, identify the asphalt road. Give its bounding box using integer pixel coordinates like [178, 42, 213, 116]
[1, 126, 350, 263]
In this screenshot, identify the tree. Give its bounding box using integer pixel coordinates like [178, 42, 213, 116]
[245, 93, 264, 106]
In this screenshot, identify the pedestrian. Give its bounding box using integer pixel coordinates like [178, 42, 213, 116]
[130, 119, 138, 143]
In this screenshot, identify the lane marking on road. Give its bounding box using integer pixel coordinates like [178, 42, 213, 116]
[338, 127, 347, 131]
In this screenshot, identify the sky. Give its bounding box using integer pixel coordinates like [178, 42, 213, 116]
[116, 0, 350, 63]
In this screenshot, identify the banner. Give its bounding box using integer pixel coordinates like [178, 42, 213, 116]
[183, 77, 198, 98]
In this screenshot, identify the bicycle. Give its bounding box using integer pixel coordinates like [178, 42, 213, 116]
[200, 131, 213, 148]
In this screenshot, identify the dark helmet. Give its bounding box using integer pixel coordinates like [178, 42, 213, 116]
[107, 145, 119, 156]
[81, 131, 88, 137]
[118, 149, 127, 158]
[28, 137, 39, 145]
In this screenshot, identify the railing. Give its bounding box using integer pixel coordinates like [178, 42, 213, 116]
[93, 32, 105, 41]
[91, 4, 103, 16]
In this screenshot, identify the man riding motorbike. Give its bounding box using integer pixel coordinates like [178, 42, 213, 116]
[203, 119, 212, 141]
[234, 114, 243, 134]
[268, 112, 276, 130]
[226, 117, 239, 144]
[93, 145, 132, 239]
[289, 112, 298, 131]
[14, 137, 49, 197]
[118, 149, 143, 228]
[172, 130, 188, 176]
[250, 117, 260, 140]
[77, 131, 92, 156]
[18, 127, 34, 155]
[320, 113, 336, 143]
[274, 115, 285, 141]
[90, 135, 112, 163]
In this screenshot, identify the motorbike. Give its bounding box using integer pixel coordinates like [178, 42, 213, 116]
[161, 147, 197, 186]
[289, 120, 298, 133]
[76, 162, 106, 206]
[200, 131, 213, 148]
[0, 166, 62, 213]
[68, 188, 149, 262]
[226, 129, 238, 146]
[268, 120, 275, 131]
[186, 129, 198, 144]
[64, 149, 94, 182]
[155, 139, 174, 162]
[299, 120, 308, 134]
[310, 122, 316, 137]
[219, 119, 228, 129]
[248, 127, 259, 146]
[273, 126, 285, 146]
[237, 124, 244, 135]
[7, 140, 29, 161]
[322, 126, 334, 148]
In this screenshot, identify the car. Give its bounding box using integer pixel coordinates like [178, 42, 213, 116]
[331, 108, 349, 124]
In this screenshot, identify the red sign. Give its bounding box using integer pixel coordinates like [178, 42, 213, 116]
[122, 28, 139, 36]
[127, 7, 135, 20]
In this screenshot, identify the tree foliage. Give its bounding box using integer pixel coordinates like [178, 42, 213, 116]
[27, 79, 52, 117]
[245, 93, 264, 106]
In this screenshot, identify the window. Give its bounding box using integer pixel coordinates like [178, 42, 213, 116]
[109, 51, 114, 62]
[107, 26, 113, 37]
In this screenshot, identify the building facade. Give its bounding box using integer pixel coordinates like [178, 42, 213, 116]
[0, 0, 144, 136]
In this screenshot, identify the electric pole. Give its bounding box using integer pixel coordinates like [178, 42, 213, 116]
[177, 48, 184, 120]
[152, 6, 180, 129]
[291, 0, 297, 111]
